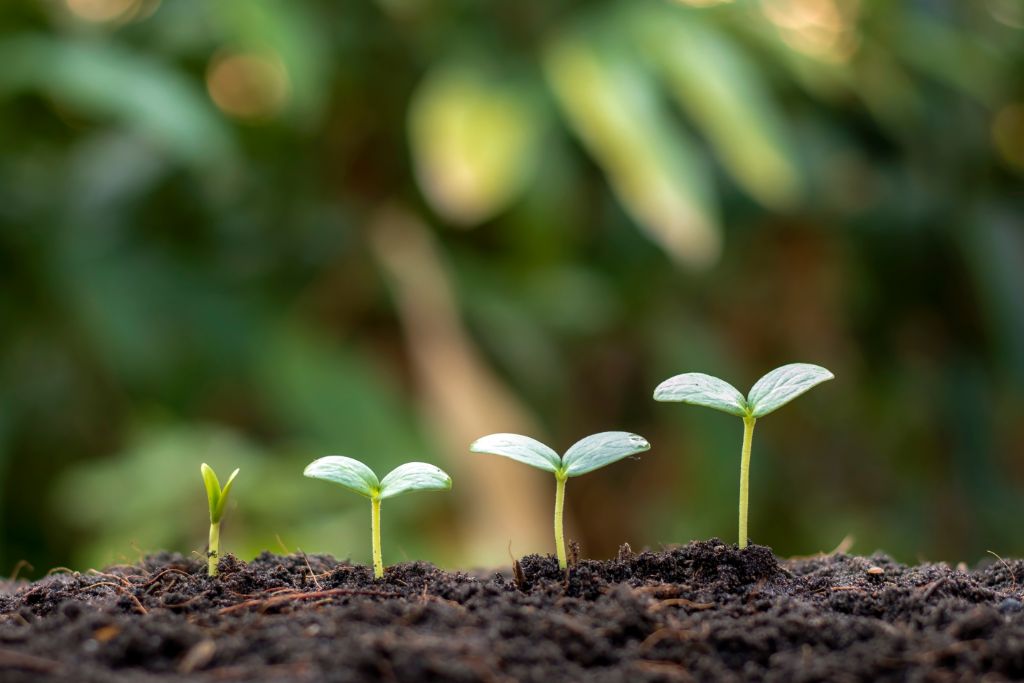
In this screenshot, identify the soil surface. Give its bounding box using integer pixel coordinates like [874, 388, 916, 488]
[1, 540, 1022, 682]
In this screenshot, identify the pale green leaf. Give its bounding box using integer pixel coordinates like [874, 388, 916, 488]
[469, 433, 561, 473]
[653, 373, 748, 416]
[201, 463, 221, 522]
[303, 456, 380, 498]
[747, 363, 834, 418]
[379, 462, 452, 499]
[214, 468, 240, 522]
[562, 431, 650, 477]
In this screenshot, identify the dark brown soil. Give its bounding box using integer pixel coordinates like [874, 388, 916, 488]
[1, 539, 1022, 682]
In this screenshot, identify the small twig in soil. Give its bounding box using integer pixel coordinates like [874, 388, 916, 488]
[84, 581, 148, 614]
[226, 586, 293, 599]
[7, 560, 33, 582]
[299, 550, 323, 591]
[141, 568, 194, 588]
[919, 577, 949, 601]
[640, 628, 698, 651]
[649, 598, 715, 612]
[1, 612, 31, 627]
[417, 585, 466, 611]
[219, 588, 402, 614]
[45, 566, 77, 577]
[0, 647, 64, 673]
[86, 570, 133, 587]
[986, 550, 1017, 590]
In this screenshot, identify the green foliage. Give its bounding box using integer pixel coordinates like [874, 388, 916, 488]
[201, 463, 239, 524]
[471, 432, 650, 568]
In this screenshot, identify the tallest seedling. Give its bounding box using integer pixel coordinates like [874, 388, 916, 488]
[654, 363, 833, 549]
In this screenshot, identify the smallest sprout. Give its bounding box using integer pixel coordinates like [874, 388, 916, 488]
[201, 463, 239, 577]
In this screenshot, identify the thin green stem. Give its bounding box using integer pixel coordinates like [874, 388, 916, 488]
[371, 496, 383, 579]
[208, 521, 221, 577]
[554, 473, 568, 569]
[738, 416, 756, 549]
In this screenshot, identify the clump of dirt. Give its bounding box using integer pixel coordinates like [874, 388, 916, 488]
[1, 539, 1022, 682]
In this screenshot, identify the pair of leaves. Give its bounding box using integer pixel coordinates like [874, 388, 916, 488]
[653, 363, 833, 418]
[470, 431, 650, 478]
[201, 463, 239, 524]
[303, 457, 451, 500]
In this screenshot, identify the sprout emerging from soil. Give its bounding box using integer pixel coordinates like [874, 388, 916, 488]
[201, 463, 239, 577]
[470, 432, 650, 569]
[303, 457, 452, 578]
[653, 363, 833, 549]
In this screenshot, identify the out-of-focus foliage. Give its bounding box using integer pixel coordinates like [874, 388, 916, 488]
[0, 0, 1022, 573]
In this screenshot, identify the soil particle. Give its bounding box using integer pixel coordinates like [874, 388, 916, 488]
[1, 539, 1022, 682]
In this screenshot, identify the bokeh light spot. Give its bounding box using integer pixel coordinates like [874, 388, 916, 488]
[206, 51, 290, 122]
[993, 103, 1024, 169]
[762, 0, 860, 63]
[65, 0, 147, 23]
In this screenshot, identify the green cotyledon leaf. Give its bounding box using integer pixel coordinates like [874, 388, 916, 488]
[379, 462, 452, 499]
[653, 373, 748, 416]
[303, 456, 380, 498]
[561, 431, 650, 477]
[469, 433, 561, 473]
[746, 363, 834, 418]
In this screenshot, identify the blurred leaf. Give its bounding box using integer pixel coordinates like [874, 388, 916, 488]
[544, 27, 720, 268]
[635, 6, 802, 208]
[254, 323, 428, 467]
[890, 13, 1006, 106]
[409, 62, 545, 225]
[0, 36, 234, 166]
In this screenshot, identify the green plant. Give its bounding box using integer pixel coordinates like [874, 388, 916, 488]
[200, 463, 239, 577]
[303, 457, 452, 578]
[653, 363, 833, 549]
[470, 431, 650, 569]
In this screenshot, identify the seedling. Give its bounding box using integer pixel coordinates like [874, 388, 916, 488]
[303, 457, 452, 578]
[653, 362, 833, 549]
[201, 463, 239, 577]
[470, 432, 650, 569]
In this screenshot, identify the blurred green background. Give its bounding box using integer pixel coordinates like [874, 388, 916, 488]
[1, 0, 1022, 576]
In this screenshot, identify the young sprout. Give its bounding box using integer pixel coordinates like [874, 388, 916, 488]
[653, 363, 833, 549]
[201, 463, 239, 577]
[470, 432, 650, 569]
[303, 457, 452, 578]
